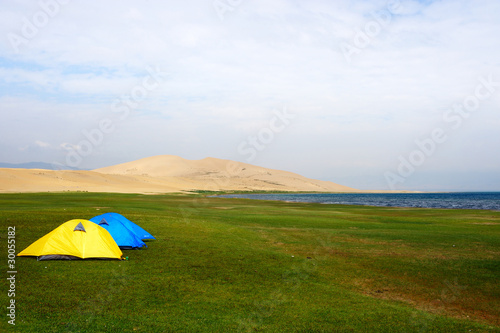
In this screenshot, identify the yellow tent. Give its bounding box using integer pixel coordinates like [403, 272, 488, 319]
[18, 219, 123, 260]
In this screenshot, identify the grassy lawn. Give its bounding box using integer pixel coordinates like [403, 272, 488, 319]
[1, 192, 499, 332]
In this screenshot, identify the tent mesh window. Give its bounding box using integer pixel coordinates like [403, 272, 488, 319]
[73, 222, 86, 232]
[99, 218, 109, 226]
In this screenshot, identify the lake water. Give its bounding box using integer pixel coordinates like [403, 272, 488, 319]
[219, 192, 500, 211]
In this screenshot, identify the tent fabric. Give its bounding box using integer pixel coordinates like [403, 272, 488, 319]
[38, 255, 81, 260]
[89, 214, 147, 249]
[90, 212, 155, 241]
[17, 219, 122, 260]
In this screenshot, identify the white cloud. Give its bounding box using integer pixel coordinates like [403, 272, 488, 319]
[34, 140, 50, 148]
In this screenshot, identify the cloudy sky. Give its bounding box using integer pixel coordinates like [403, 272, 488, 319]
[1, 0, 499, 191]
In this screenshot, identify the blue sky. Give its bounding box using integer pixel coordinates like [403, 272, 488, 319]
[1, 0, 499, 191]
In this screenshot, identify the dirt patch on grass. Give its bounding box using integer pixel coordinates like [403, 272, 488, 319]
[339, 236, 400, 246]
[354, 277, 500, 327]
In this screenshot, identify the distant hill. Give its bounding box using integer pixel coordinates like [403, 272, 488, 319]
[0, 155, 359, 193]
[94, 155, 357, 192]
[0, 162, 81, 170]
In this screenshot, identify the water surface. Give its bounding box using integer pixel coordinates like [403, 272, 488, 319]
[219, 192, 500, 210]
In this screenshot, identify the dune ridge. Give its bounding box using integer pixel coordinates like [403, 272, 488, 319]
[0, 155, 358, 193]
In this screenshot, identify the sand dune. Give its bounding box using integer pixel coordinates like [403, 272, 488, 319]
[0, 155, 358, 194]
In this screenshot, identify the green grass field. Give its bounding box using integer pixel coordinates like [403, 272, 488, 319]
[1, 192, 499, 332]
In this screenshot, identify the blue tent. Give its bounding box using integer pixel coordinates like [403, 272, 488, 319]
[91, 212, 155, 241]
[106, 212, 154, 241]
[89, 214, 146, 249]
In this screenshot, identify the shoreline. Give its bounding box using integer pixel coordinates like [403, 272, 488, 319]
[215, 192, 500, 211]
